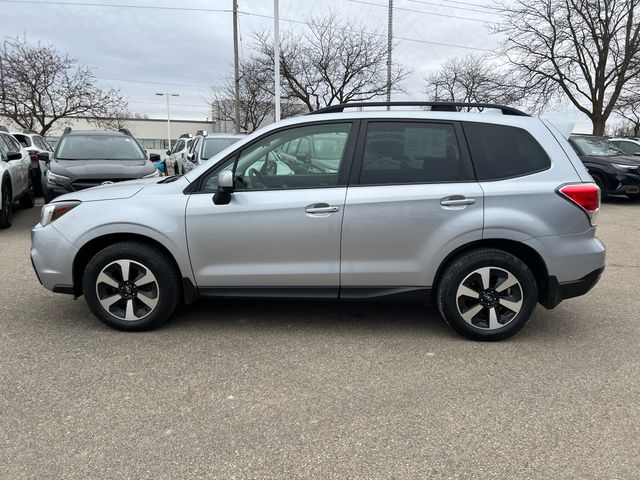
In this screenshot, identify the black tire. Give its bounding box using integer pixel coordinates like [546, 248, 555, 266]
[19, 177, 35, 209]
[0, 182, 13, 229]
[82, 241, 181, 331]
[591, 174, 608, 202]
[32, 171, 43, 196]
[436, 248, 538, 341]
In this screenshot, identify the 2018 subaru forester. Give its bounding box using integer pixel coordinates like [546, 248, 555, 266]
[31, 102, 605, 340]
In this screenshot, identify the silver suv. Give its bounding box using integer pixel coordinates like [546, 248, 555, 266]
[31, 102, 605, 340]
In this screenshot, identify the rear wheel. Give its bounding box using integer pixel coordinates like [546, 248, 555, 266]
[83, 242, 180, 331]
[0, 183, 12, 229]
[436, 249, 537, 341]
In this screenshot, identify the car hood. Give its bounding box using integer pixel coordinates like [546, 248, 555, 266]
[50, 158, 156, 178]
[52, 177, 163, 202]
[582, 154, 640, 166]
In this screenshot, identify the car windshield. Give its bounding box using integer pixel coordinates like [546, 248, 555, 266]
[202, 137, 241, 160]
[56, 135, 146, 160]
[573, 136, 624, 156]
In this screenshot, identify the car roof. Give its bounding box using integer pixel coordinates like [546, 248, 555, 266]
[65, 130, 128, 136]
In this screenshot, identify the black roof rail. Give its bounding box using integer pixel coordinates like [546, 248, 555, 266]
[308, 101, 530, 117]
[63, 127, 72, 135]
[0, 126, 8, 132]
[22, 128, 38, 134]
[179, 133, 193, 139]
[119, 128, 133, 136]
[195, 129, 208, 136]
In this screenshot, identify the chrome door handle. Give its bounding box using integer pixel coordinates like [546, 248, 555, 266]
[440, 197, 476, 206]
[305, 203, 340, 214]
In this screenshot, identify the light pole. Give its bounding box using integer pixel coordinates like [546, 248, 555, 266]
[156, 92, 179, 151]
[274, 0, 281, 122]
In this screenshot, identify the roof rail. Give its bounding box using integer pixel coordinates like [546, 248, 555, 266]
[22, 128, 38, 134]
[63, 127, 72, 135]
[308, 101, 530, 117]
[119, 128, 133, 136]
[195, 129, 208, 137]
[0, 126, 8, 133]
[179, 133, 193, 139]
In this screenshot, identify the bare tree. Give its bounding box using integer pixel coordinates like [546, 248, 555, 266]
[91, 110, 132, 131]
[495, 0, 640, 135]
[424, 54, 525, 109]
[211, 56, 305, 133]
[0, 37, 127, 135]
[254, 15, 409, 112]
[614, 81, 640, 137]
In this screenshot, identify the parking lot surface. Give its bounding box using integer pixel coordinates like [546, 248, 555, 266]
[1, 199, 639, 479]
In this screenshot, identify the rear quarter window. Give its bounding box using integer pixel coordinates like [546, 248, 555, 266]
[463, 122, 551, 181]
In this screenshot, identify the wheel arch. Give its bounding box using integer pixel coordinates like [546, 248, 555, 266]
[431, 238, 550, 306]
[72, 232, 197, 303]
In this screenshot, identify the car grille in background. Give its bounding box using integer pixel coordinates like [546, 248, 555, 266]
[71, 179, 131, 190]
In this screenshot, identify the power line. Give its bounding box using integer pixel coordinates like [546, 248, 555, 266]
[412, 0, 501, 11]
[1, 0, 491, 51]
[348, 0, 497, 24]
[406, 0, 499, 15]
[97, 77, 209, 88]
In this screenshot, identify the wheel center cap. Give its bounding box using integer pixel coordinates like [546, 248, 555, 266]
[119, 282, 137, 299]
[480, 290, 498, 306]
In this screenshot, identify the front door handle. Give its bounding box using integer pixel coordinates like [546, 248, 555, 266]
[305, 203, 340, 214]
[440, 196, 476, 206]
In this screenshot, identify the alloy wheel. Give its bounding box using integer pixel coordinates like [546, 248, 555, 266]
[95, 259, 159, 321]
[456, 266, 523, 330]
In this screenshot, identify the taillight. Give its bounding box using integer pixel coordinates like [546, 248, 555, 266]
[557, 183, 600, 226]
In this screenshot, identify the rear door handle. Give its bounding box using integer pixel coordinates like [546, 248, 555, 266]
[440, 196, 476, 206]
[305, 203, 340, 214]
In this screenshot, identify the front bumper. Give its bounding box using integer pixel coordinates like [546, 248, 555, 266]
[31, 223, 78, 293]
[611, 171, 640, 195]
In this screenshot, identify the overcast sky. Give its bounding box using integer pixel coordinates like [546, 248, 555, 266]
[2, 0, 593, 131]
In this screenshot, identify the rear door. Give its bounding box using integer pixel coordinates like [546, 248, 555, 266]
[339, 120, 484, 294]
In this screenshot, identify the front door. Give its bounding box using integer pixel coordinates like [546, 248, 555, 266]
[185, 121, 356, 296]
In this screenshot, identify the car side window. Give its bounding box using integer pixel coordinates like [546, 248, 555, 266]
[463, 122, 551, 181]
[4, 135, 22, 152]
[14, 134, 31, 148]
[34, 136, 47, 150]
[617, 141, 640, 155]
[199, 123, 352, 193]
[359, 122, 462, 185]
[173, 140, 184, 153]
[0, 135, 9, 160]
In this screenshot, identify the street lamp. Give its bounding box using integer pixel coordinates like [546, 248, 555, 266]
[156, 92, 179, 151]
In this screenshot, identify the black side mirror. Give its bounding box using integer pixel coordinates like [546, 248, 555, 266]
[6, 151, 22, 161]
[149, 153, 161, 162]
[166, 149, 171, 155]
[213, 171, 234, 205]
[37, 151, 50, 163]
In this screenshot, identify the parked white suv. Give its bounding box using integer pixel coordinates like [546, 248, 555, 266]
[166, 134, 194, 175]
[0, 127, 35, 228]
[12, 129, 54, 194]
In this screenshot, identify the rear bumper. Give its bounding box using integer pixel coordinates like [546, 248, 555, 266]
[542, 267, 604, 309]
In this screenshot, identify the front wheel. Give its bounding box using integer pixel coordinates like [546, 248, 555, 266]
[83, 241, 180, 331]
[591, 174, 608, 202]
[436, 249, 538, 341]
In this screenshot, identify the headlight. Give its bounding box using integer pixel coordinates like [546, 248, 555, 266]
[40, 201, 81, 227]
[612, 163, 639, 171]
[46, 170, 71, 185]
[143, 169, 160, 178]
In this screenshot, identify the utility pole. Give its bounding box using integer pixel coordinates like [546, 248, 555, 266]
[232, 0, 241, 134]
[386, 0, 394, 107]
[274, 0, 281, 122]
[156, 92, 179, 151]
[0, 41, 7, 114]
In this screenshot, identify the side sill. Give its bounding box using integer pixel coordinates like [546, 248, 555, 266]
[52, 285, 75, 295]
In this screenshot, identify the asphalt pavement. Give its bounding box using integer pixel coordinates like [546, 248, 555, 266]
[1, 198, 639, 479]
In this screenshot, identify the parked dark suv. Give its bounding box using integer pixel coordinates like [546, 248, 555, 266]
[40, 128, 159, 202]
[569, 134, 640, 200]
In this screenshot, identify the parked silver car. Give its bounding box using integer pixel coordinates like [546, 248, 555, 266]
[31, 102, 605, 340]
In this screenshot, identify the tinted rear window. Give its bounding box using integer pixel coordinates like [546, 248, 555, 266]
[359, 122, 461, 185]
[463, 123, 550, 180]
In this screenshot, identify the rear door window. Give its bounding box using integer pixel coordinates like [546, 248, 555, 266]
[463, 122, 551, 180]
[14, 134, 31, 148]
[358, 122, 463, 185]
